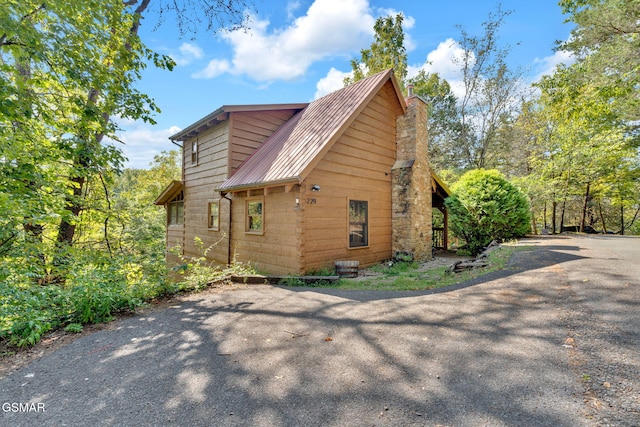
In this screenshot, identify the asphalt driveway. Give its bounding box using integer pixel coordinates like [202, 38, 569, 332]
[1, 235, 639, 426]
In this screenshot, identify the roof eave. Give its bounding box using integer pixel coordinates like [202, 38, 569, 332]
[217, 177, 301, 194]
[388, 71, 407, 114]
[170, 107, 226, 141]
[154, 180, 183, 205]
[169, 103, 309, 142]
[431, 171, 451, 197]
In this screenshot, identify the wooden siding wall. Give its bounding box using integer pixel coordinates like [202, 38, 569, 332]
[182, 122, 230, 264]
[229, 187, 301, 275]
[166, 224, 184, 265]
[302, 84, 399, 272]
[229, 110, 299, 174]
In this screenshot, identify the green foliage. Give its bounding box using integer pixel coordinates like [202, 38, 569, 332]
[0, 282, 63, 348]
[0, 240, 255, 348]
[453, 5, 525, 171]
[408, 71, 463, 172]
[446, 169, 531, 255]
[305, 267, 336, 276]
[370, 260, 418, 276]
[170, 237, 255, 293]
[522, 63, 640, 234]
[345, 14, 407, 91]
[0, 1, 254, 350]
[66, 259, 141, 324]
[559, 0, 640, 123]
[9, 319, 52, 349]
[64, 323, 83, 333]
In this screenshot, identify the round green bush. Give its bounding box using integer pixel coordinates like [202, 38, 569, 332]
[445, 169, 530, 255]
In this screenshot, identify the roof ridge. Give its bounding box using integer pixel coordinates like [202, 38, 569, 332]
[218, 69, 404, 192]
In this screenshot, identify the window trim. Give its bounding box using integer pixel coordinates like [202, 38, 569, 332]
[208, 200, 220, 231]
[167, 191, 184, 226]
[191, 139, 198, 164]
[245, 197, 264, 235]
[348, 198, 369, 249]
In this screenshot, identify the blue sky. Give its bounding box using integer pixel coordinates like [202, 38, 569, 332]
[113, 0, 575, 169]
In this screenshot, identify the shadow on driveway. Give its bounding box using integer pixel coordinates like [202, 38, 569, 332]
[1, 237, 605, 427]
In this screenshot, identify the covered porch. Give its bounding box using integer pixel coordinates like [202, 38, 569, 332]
[431, 172, 450, 251]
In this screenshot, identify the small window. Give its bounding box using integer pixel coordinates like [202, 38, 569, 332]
[191, 139, 198, 164]
[349, 200, 368, 247]
[208, 201, 219, 230]
[168, 192, 184, 226]
[246, 198, 263, 233]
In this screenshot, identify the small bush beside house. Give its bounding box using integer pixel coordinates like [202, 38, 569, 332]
[445, 169, 530, 255]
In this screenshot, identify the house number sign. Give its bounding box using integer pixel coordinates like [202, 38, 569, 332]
[306, 198, 317, 205]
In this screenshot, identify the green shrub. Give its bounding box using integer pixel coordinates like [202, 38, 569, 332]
[0, 283, 65, 347]
[9, 319, 53, 348]
[64, 323, 83, 333]
[445, 169, 530, 255]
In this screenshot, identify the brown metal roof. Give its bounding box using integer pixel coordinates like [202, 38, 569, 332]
[218, 69, 405, 192]
[169, 103, 308, 142]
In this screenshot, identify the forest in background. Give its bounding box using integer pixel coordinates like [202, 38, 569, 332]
[1, 0, 638, 347]
[345, 2, 639, 237]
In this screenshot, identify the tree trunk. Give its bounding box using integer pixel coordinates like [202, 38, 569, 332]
[17, 55, 47, 276]
[580, 182, 590, 232]
[56, 175, 86, 247]
[552, 200, 557, 234]
[620, 205, 625, 235]
[625, 204, 640, 232]
[598, 201, 607, 234]
[55, 1, 151, 250]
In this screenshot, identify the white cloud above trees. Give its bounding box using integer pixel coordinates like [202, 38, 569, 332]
[193, 0, 375, 81]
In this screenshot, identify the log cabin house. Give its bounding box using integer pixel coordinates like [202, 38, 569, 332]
[155, 69, 450, 275]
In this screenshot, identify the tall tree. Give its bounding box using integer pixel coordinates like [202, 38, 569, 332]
[559, 0, 640, 123]
[344, 13, 408, 91]
[1, 0, 252, 279]
[406, 70, 464, 172]
[527, 63, 639, 233]
[345, 14, 468, 175]
[453, 5, 525, 170]
[55, 0, 254, 252]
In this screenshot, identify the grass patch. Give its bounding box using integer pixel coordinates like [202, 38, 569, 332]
[301, 245, 530, 291]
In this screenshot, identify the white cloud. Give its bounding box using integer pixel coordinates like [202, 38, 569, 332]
[192, 59, 231, 79]
[286, 0, 301, 20]
[411, 38, 468, 79]
[171, 43, 204, 66]
[314, 67, 351, 99]
[194, 0, 375, 82]
[407, 38, 469, 99]
[532, 49, 575, 81]
[109, 125, 182, 169]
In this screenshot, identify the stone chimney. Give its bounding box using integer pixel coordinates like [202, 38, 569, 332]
[391, 95, 433, 261]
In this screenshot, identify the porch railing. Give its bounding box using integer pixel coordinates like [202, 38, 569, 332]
[433, 227, 446, 250]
